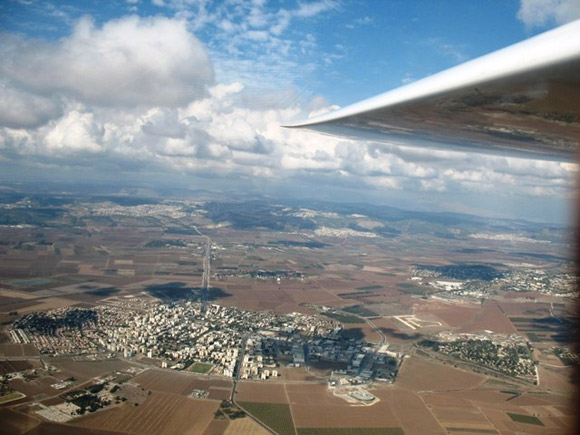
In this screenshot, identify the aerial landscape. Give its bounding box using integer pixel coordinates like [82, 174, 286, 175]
[0, 185, 576, 434]
[1, 0, 579, 434]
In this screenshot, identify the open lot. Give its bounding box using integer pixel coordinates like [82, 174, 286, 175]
[285, 383, 407, 433]
[459, 301, 516, 334]
[51, 358, 137, 381]
[133, 368, 232, 396]
[74, 391, 219, 435]
[396, 357, 484, 391]
[413, 299, 480, 328]
[235, 381, 289, 404]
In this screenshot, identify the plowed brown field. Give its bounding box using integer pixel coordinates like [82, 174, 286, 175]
[235, 381, 289, 403]
[396, 357, 484, 391]
[73, 391, 219, 435]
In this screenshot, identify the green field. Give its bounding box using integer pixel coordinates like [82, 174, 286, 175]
[11, 278, 52, 287]
[0, 392, 25, 404]
[355, 285, 383, 291]
[323, 312, 364, 324]
[298, 428, 404, 435]
[506, 412, 544, 426]
[187, 362, 213, 373]
[239, 402, 296, 435]
[525, 332, 543, 342]
[342, 305, 379, 317]
[396, 283, 424, 295]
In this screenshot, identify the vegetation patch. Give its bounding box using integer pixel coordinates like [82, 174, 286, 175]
[418, 339, 536, 377]
[298, 428, 404, 435]
[11, 279, 52, 287]
[446, 428, 497, 433]
[416, 264, 503, 281]
[214, 400, 245, 420]
[269, 240, 329, 249]
[0, 392, 25, 404]
[342, 305, 379, 317]
[506, 412, 543, 426]
[396, 283, 425, 295]
[323, 312, 364, 324]
[355, 285, 383, 291]
[145, 239, 186, 248]
[553, 347, 577, 366]
[187, 362, 213, 373]
[238, 402, 296, 435]
[338, 291, 373, 299]
[526, 332, 543, 342]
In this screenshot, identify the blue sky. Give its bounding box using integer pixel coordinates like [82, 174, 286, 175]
[0, 0, 579, 223]
[0, 0, 561, 104]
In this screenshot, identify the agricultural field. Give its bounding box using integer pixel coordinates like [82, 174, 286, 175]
[0, 360, 34, 374]
[238, 402, 296, 435]
[73, 391, 219, 435]
[297, 429, 403, 435]
[396, 356, 484, 391]
[506, 412, 544, 426]
[283, 384, 410, 434]
[342, 305, 379, 317]
[0, 391, 26, 404]
[459, 301, 516, 334]
[509, 316, 572, 344]
[235, 381, 289, 404]
[0, 193, 576, 434]
[223, 417, 269, 435]
[323, 312, 364, 324]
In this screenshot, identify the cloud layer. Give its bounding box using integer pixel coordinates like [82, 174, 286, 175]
[0, 11, 576, 223]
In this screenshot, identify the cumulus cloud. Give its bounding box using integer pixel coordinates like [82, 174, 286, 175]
[0, 83, 62, 129]
[517, 0, 580, 28]
[44, 110, 103, 153]
[1, 74, 574, 204]
[1, 15, 213, 108]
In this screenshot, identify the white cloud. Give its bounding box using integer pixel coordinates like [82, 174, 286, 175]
[517, 0, 580, 28]
[1, 16, 213, 107]
[44, 110, 103, 153]
[0, 83, 62, 129]
[294, 0, 337, 18]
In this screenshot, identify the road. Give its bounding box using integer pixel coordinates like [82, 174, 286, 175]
[365, 317, 386, 348]
[230, 334, 248, 401]
[230, 334, 276, 434]
[335, 308, 386, 348]
[193, 226, 211, 312]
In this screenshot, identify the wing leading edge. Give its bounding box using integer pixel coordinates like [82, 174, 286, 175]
[284, 20, 580, 161]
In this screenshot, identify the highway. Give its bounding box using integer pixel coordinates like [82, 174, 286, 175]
[193, 226, 211, 312]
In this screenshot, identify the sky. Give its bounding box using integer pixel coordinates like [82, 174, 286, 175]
[0, 0, 579, 224]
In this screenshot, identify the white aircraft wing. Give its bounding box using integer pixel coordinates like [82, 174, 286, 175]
[284, 20, 580, 161]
